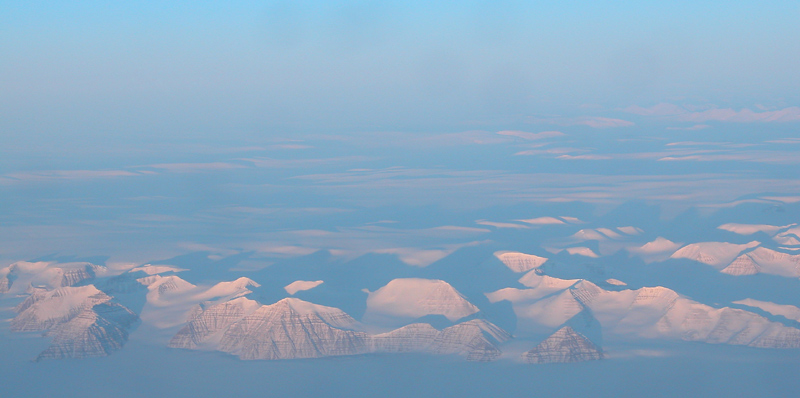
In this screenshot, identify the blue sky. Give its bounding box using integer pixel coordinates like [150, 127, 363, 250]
[2, 1, 799, 146]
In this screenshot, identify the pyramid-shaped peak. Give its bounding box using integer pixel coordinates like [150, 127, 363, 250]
[721, 254, 761, 276]
[273, 297, 341, 314]
[494, 251, 548, 273]
[522, 326, 603, 364]
[455, 319, 512, 343]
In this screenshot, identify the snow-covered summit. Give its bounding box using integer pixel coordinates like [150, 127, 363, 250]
[494, 251, 548, 273]
[10, 284, 138, 360]
[365, 278, 479, 322]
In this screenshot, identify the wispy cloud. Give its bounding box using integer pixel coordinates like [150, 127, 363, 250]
[623, 103, 686, 116]
[241, 156, 372, 168]
[475, 220, 530, 229]
[766, 138, 800, 144]
[497, 130, 565, 140]
[279, 166, 800, 208]
[625, 103, 800, 123]
[678, 107, 800, 123]
[516, 217, 567, 225]
[556, 154, 613, 160]
[143, 162, 246, 172]
[529, 116, 634, 128]
[666, 124, 710, 131]
[514, 147, 590, 156]
[267, 144, 313, 150]
[3, 169, 141, 182]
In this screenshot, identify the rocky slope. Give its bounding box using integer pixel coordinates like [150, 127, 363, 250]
[172, 297, 369, 360]
[10, 285, 138, 360]
[170, 297, 511, 361]
[523, 326, 604, 364]
[670, 241, 760, 268]
[371, 319, 511, 361]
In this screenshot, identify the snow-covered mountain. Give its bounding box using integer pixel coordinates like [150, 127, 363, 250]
[170, 296, 511, 361]
[371, 319, 511, 361]
[666, 242, 800, 277]
[198, 297, 367, 360]
[3, 205, 800, 367]
[494, 251, 548, 273]
[487, 271, 800, 348]
[138, 274, 259, 329]
[10, 285, 138, 360]
[364, 278, 479, 324]
[522, 326, 604, 364]
[670, 241, 760, 268]
[0, 261, 106, 294]
[722, 247, 800, 277]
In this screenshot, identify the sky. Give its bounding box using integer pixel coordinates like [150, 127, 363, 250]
[3, 4, 800, 397]
[2, 1, 800, 263]
[2, 1, 799, 147]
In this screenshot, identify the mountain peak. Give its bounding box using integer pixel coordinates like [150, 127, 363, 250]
[494, 251, 548, 273]
[365, 278, 479, 322]
[522, 326, 604, 364]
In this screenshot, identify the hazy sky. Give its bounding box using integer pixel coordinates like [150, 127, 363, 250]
[2, 1, 800, 263]
[3, 1, 799, 145]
